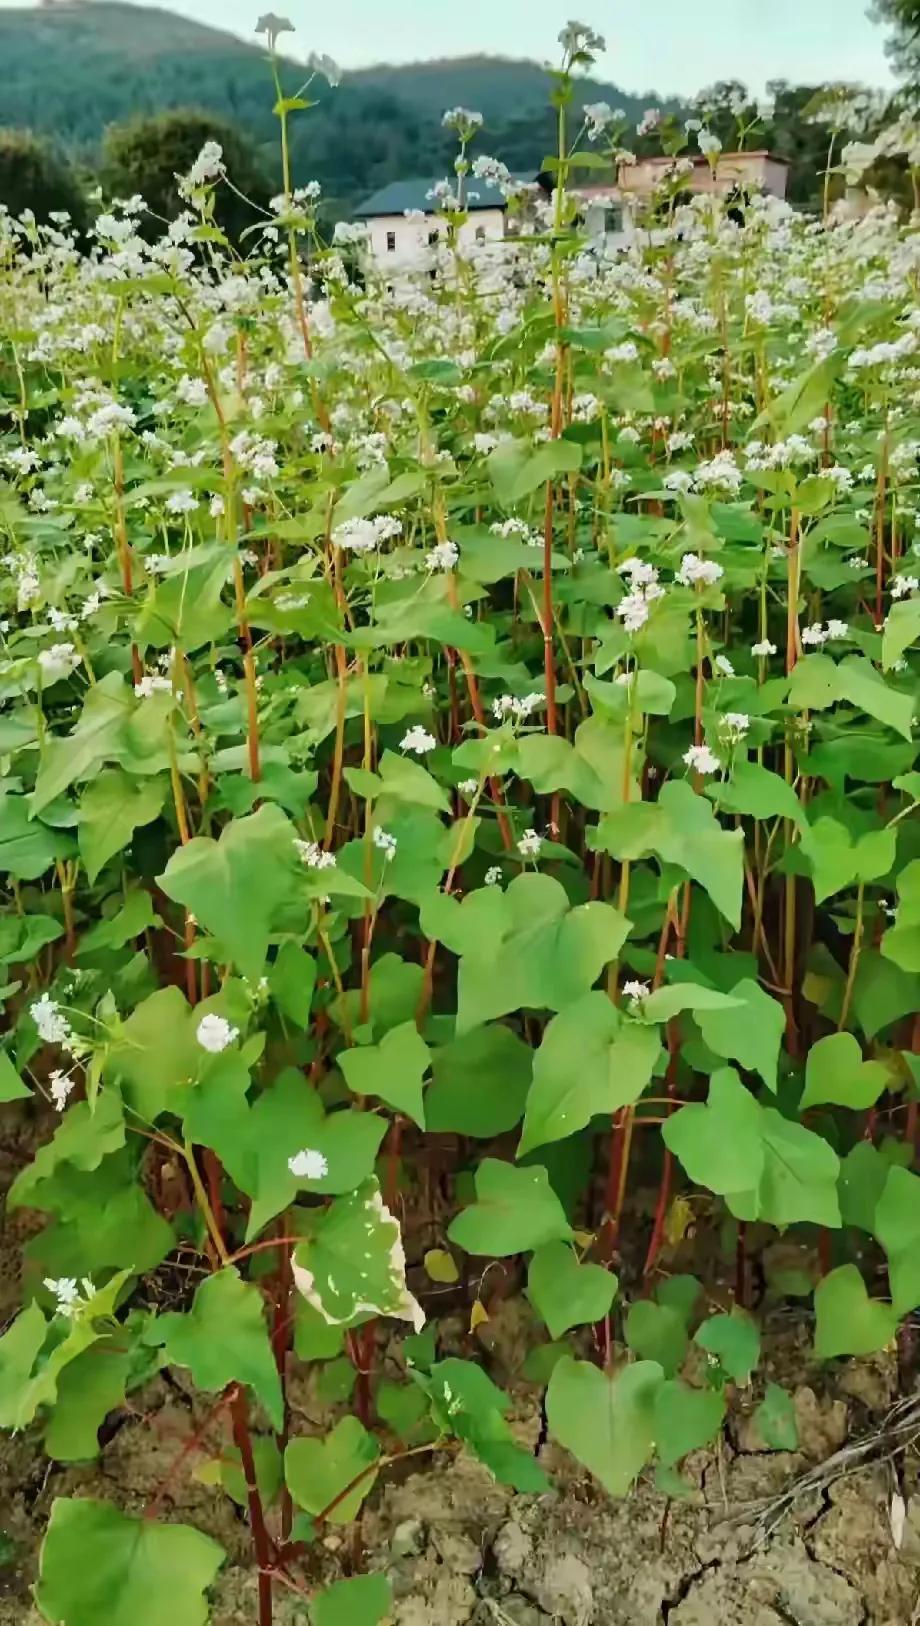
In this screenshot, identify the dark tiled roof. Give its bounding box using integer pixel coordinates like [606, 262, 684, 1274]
[354, 174, 530, 216]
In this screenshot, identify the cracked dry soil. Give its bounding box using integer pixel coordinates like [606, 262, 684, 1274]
[2, 1311, 920, 1626]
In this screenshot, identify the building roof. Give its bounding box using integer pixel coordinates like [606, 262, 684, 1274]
[354, 175, 529, 217]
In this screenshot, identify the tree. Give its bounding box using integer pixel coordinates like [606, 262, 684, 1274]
[873, 0, 920, 78]
[0, 129, 87, 228]
[101, 110, 273, 243]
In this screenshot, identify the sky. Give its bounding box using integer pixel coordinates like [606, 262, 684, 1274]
[1, 0, 897, 96]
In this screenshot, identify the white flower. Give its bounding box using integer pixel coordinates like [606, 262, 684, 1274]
[459, 778, 479, 796]
[801, 623, 829, 647]
[400, 725, 437, 755]
[38, 643, 80, 682]
[826, 619, 849, 640]
[288, 1147, 329, 1180]
[134, 674, 172, 698]
[484, 865, 503, 885]
[196, 1014, 239, 1053]
[373, 826, 397, 862]
[714, 654, 735, 677]
[518, 828, 543, 859]
[616, 591, 651, 633]
[44, 1277, 84, 1318]
[49, 1070, 75, 1111]
[492, 692, 544, 723]
[294, 838, 336, 870]
[720, 712, 750, 742]
[333, 514, 401, 554]
[165, 488, 198, 515]
[622, 979, 650, 1006]
[751, 639, 777, 657]
[683, 743, 721, 775]
[677, 552, 724, 587]
[425, 540, 459, 572]
[31, 994, 73, 1047]
[892, 575, 920, 599]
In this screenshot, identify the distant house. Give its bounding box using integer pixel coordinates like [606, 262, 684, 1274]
[575, 150, 790, 254]
[353, 151, 790, 271]
[353, 175, 531, 271]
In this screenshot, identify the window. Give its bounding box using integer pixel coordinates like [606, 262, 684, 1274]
[428, 229, 440, 247]
[386, 230, 396, 253]
[603, 205, 624, 235]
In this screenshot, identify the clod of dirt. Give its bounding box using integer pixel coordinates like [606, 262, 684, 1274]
[531, 1552, 593, 1626]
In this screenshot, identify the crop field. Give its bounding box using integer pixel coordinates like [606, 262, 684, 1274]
[3, 18, 920, 1626]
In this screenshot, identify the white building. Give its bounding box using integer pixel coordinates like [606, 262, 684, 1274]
[353, 152, 790, 272]
[353, 175, 522, 273]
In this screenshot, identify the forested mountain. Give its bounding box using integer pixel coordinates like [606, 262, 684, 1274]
[0, 1, 894, 216]
[0, 2, 660, 212]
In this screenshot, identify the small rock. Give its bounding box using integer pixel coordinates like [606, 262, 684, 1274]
[493, 1521, 531, 1579]
[793, 1387, 848, 1461]
[391, 1518, 426, 1559]
[430, 1525, 483, 1575]
[533, 1553, 593, 1626]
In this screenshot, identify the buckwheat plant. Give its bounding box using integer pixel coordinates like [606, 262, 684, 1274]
[3, 14, 920, 1626]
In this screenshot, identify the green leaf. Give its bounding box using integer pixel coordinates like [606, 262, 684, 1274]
[696, 979, 786, 1091]
[35, 1497, 225, 1626]
[285, 1417, 380, 1524]
[339, 1021, 431, 1127]
[77, 891, 157, 957]
[423, 873, 630, 1033]
[269, 942, 316, 1027]
[43, 1340, 133, 1462]
[427, 1024, 532, 1136]
[664, 1068, 841, 1227]
[292, 1179, 424, 1334]
[883, 595, 920, 671]
[79, 770, 165, 884]
[662, 1068, 764, 1197]
[799, 817, 896, 904]
[653, 1380, 726, 1468]
[488, 436, 582, 505]
[800, 1032, 891, 1112]
[838, 655, 914, 741]
[424, 1357, 549, 1491]
[639, 982, 743, 1024]
[708, 760, 803, 823]
[0, 1050, 30, 1102]
[147, 1269, 283, 1430]
[881, 859, 920, 973]
[875, 1165, 920, 1314]
[813, 1265, 898, 1359]
[695, 1312, 760, 1385]
[0, 1303, 48, 1428]
[0, 795, 71, 879]
[10, 1092, 125, 1209]
[310, 1575, 393, 1626]
[753, 1382, 799, 1450]
[448, 1159, 573, 1256]
[594, 780, 744, 929]
[624, 1300, 689, 1376]
[106, 987, 201, 1121]
[159, 803, 300, 983]
[32, 673, 133, 815]
[527, 1242, 617, 1339]
[546, 1356, 663, 1497]
[519, 993, 661, 1156]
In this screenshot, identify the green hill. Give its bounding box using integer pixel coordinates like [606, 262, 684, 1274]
[0, 3, 659, 210]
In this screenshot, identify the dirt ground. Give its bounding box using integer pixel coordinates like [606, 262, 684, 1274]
[2, 1304, 920, 1626]
[3, 1105, 920, 1625]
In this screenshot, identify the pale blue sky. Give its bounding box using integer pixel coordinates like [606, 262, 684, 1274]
[2, 0, 897, 95]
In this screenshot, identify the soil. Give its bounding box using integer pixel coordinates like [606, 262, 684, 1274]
[3, 1107, 920, 1625]
[2, 1304, 920, 1626]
